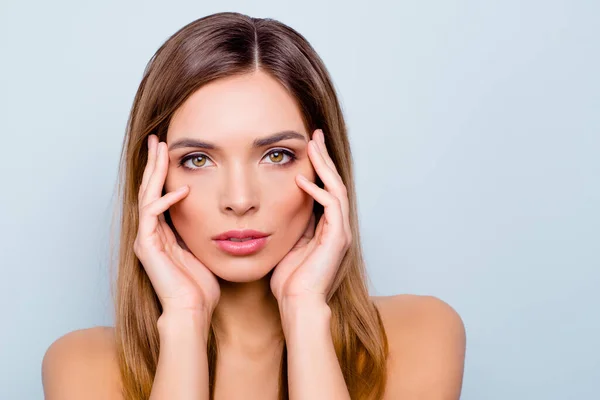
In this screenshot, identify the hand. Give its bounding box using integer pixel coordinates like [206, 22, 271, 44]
[270, 129, 352, 305]
[133, 134, 220, 317]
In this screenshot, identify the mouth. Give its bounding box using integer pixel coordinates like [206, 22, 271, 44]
[212, 236, 270, 256]
[211, 229, 270, 256]
[212, 229, 269, 241]
[226, 237, 259, 242]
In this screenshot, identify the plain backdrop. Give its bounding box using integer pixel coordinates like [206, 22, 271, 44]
[1, 0, 598, 398]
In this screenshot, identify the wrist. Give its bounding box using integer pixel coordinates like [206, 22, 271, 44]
[157, 308, 212, 343]
[279, 296, 331, 336]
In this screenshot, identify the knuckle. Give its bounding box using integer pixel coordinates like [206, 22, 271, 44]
[332, 196, 341, 207]
[139, 202, 153, 216]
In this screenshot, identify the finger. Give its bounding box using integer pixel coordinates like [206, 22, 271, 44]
[296, 175, 345, 248]
[158, 213, 183, 248]
[172, 227, 192, 253]
[289, 213, 316, 251]
[142, 141, 168, 208]
[156, 217, 169, 245]
[307, 138, 352, 242]
[140, 135, 157, 199]
[302, 212, 316, 239]
[313, 212, 326, 244]
[158, 219, 185, 265]
[315, 137, 351, 243]
[138, 186, 189, 238]
[313, 129, 336, 172]
[308, 137, 345, 193]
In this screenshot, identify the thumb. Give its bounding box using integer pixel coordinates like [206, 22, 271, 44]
[290, 212, 316, 250]
[173, 227, 192, 253]
[302, 212, 316, 240]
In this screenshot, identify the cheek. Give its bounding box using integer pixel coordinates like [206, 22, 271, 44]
[166, 185, 214, 248]
[167, 172, 313, 235]
[160, 168, 316, 281]
[261, 172, 314, 243]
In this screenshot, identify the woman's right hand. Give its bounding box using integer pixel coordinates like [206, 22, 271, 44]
[133, 134, 220, 319]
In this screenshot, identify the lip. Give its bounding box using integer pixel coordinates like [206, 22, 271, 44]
[213, 236, 270, 256]
[211, 229, 271, 256]
[212, 229, 269, 240]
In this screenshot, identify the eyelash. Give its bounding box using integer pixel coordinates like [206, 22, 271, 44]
[177, 148, 298, 171]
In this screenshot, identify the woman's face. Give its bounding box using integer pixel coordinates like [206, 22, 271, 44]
[164, 70, 316, 282]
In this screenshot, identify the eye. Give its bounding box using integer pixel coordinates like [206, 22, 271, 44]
[177, 149, 297, 171]
[178, 154, 214, 170]
[262, 149, 297, 165]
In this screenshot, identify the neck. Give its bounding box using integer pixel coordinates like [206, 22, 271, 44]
[211, 271, 284, 355]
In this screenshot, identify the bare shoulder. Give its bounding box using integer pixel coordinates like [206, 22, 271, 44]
[371, 294, 466, 400]
[42, 326, 122, 400]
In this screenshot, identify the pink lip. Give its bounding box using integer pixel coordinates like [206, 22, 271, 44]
[213, 236, 270, 256]
[212, 229, 269, 241]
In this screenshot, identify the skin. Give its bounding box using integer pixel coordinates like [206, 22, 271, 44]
[41, 70, 466, 399]
[41, 295, 466, 399]
[164, 70, 316, 355]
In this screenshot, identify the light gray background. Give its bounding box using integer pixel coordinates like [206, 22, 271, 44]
[1, 1, 598, 399]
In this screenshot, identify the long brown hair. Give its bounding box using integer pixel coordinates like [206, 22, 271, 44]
[109, 11, 388, 399]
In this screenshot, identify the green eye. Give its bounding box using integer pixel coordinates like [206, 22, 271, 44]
[179, 154, 213, 170]
[178, 149, 297, 171]
[190, 155, 207, 167]
[268, 151, 284, 163]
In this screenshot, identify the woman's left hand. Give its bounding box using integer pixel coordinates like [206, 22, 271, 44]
[270, 129, 352, 306]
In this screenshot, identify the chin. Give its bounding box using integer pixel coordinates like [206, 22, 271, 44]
[207, 259, 275, 283]
[197, 247, 280, 283]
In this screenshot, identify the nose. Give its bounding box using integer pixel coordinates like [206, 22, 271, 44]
[219, 164, 259, 216]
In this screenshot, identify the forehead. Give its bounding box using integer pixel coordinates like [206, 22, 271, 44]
[167, 71, 307, 142]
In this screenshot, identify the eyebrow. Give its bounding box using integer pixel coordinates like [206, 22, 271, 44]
[168, 130, 307, 151]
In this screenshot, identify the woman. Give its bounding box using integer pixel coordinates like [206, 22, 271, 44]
[42, 11, 466, 400]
